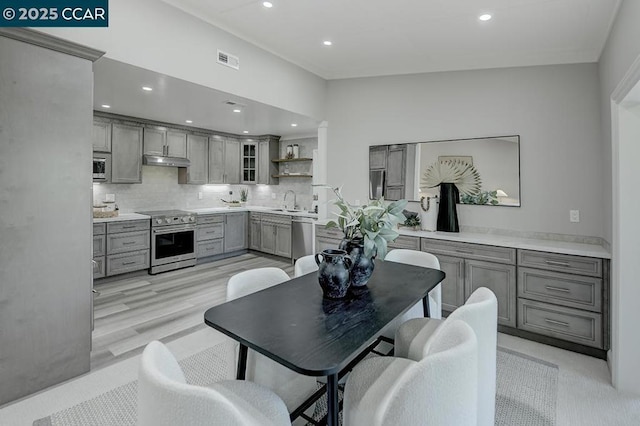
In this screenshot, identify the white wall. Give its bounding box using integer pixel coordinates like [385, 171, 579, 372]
[326, 63, 603, 238]
[598, 0, 640, 395]
[38, 0, 326, 121]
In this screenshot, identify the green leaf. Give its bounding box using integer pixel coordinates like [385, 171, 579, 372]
[326, 221, 337, 229]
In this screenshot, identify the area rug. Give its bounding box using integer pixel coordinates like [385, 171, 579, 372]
[34, 344, 557, 426]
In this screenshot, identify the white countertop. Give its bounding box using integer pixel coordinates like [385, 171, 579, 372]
[187, 206, 318, 219]
[315, 220, 610, 259]
[93, 213, 150, 223]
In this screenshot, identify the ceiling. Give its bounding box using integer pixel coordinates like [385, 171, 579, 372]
[93, 58, 320, 137]
[162, 0, 621, 80]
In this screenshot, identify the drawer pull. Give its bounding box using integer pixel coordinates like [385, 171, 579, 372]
[123, 241, 136, 245]
[454, 249, 473, 254]
[544, 318, 570, 327]
[122, 225, 137, 229]
[545, 260, 570, 267]
[545, 286, 571, 293]
[122, 261, 137, 266]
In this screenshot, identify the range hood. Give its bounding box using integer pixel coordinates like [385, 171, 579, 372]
[143, 154, 190, 168]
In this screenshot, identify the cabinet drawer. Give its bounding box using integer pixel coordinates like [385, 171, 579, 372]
[107, 220, 150, 234]
[250, 212, 261, 221]
[262, 214, 291, 225]
[315, 225, 344, 240]
[421, 239, 516, 265]
[518, 299, 602, 348]
[197, 239, 224, 258]
[93, 256, 105, 279]
[388, 235, 420, 251]
[93, 235, 106, 257]
[517, 250, 602, 278]
[197, 214, 225, 225]
[93, 223, 106, 235]
[518, 267, 602, 312]
[107, 230, 150, 254]
[315, 236, 342, 253]
[197, 224, 224, 241]
[107, 250, 149, 276]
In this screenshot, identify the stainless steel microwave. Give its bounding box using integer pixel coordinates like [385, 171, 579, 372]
[93, 153, 111, 182]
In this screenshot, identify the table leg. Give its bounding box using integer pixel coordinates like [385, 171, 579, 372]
[422, 295, 431, 317]
[236, 344, 248, 380]
[326, 373, 339, 426]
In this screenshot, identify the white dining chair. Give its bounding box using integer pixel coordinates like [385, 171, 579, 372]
[379, 249, 442, 340]
[294, 254, 319, 277]
[343, 319, 478, 426]
[395, 287, 498, 426]
[137, 340, 291, 426]
[226, 267, 318, 414]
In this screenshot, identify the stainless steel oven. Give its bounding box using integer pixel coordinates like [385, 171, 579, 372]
[93, 153, 111, 182]
[138, 210, 197, 274]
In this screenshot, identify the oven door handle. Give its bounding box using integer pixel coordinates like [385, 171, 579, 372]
[153, 225, 195, 234]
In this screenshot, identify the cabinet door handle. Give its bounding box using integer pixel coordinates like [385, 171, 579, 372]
[544, 318, 570, 327]
[122, 261, 136, 266]
[122, 225, 137, 229]
[545, 286, 570, 293]
[545, 260, 570, 267]
[123, 241, 136, 245]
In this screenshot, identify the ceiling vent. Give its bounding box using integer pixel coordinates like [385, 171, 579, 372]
[217, 50, 239, 70]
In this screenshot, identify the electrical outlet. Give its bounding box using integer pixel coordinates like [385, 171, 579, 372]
[570, 210, 580, 223]
[198, 192, 203, 200]
[271, 193, 277, 200]
[355, 199, 361, 206]
[105, 193, 115, 202]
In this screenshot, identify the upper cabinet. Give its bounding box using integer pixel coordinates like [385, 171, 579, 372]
[111, 123, 143, 184]
[144, 126, 187, 157]
[178, 133, 208, 185]
[92, 118, 112, 152]
[208, 136, 240, 184]
[258, 137, 279, 185]
[241, 141, 258, 184]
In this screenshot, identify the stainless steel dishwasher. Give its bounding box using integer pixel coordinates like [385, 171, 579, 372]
[291, 217, 315, 261]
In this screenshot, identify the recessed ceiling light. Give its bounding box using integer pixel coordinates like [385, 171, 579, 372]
[243, 130, 249, 134]
[291, 123, 298, 127]
[142, 86, 153, 91]
[479, 14, 492, 21]
[185, 120, 193, 124]
[323, 40, 333, 46]
[263, 2, 273, 8]
[101, 104, 111, 109]
[233, 108, 242, 113]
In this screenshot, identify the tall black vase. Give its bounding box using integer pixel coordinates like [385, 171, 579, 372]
[437, 183, 460, 232]
[339, 237, 375, 287]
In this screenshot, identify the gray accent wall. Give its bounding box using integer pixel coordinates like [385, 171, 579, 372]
[326, 63, 604, 239]
[0, 35, 95, 404]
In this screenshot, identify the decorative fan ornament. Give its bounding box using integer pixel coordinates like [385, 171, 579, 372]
[421, 160, 482, 195]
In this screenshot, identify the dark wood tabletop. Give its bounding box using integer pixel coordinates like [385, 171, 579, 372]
[204, 260, 445, 376]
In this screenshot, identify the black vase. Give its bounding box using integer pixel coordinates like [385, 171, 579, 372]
[339, 238, 375, 287]
[315, 249, 352, 299]
[437, 183, 460, 232]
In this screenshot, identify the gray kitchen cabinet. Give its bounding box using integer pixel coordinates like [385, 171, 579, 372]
[111, 123, 143, 184]
[241, 141, 258, 184]
[196, 214, 224, 259]
[250, 213, 261, 251]
[315, 226, 344, 253]
[421, 238, 517, 327]
[144, 126, 187, 157]
[258, 137, 279, 185]
[385, 145, 407, 200]
[209, 135, 240, 184]
[178, 133, 208, 184]
[465, 259, 517, 327]
[224, 212, 248, 253]
[369, 145, 387, 170]
[260, 214, 291, 258]
[92, 223, 106, 279]
[92, 118, 112, 152]
[516, 249, 607, 351]
[103, 219, 150, 276]
[387, 235, 420, 251]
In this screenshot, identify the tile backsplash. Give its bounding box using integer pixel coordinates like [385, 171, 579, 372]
[93, 137, 317, 213]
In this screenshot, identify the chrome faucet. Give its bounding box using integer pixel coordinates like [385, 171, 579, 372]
[283, 190, 296, 211]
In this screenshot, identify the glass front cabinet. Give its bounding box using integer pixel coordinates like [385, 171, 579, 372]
[241, 140, 258, 184]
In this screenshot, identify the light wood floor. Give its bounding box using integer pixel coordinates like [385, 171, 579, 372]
[91, 252, 294, 370]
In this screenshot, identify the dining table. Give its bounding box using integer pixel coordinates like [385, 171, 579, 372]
[203, 260, 445, 426]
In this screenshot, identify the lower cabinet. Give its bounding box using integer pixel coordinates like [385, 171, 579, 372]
[93, 223, 106, 279]
[103, 219, 150, 277]
[258, 214, 292, 258]
[314, 226, 344, 253]
[421, 239, 517, 327]
[250, 213, 261, 251]
[196, 212, 248, 259]
[224, 212, 248, 253]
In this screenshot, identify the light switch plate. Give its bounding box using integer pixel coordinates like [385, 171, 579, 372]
[105, 193, 115, 202]
[570, 210, 580, 223]
[198, 192, 203, 200]
[272, 193, 277, 199]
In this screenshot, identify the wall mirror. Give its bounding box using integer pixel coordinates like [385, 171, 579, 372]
[369, 135, 521, 207]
